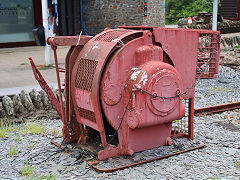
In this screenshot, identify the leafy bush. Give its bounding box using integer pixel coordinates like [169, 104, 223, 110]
[166, 0, 222, 24]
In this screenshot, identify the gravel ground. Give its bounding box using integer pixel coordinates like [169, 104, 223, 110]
[0, 65, 240, 179]
[195, 65, 240, 108]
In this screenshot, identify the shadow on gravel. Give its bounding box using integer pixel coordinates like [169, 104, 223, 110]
[214, 121, 239, 132]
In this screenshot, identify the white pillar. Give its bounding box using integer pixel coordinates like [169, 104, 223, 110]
[41, 0, 51, 65]
[212, 0, 218, 31]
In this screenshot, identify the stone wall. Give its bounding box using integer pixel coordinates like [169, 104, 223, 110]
[0, 88, 61, 121]
[85, 0, 165, 35]
[143, 0, 165, 27]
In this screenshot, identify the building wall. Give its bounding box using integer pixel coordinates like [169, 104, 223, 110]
[220, 0, 240, 20]
[85, 0, 165, 35]
[143, 0, 165, 27]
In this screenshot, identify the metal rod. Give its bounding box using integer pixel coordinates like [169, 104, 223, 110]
[188, 98, 194, 140]
[50, 137, 72, 154]
[195, 101, 240, 115]
[92, 144, 205, 172]
[212, 0, 218, 31]
[53, 47, 65, 122]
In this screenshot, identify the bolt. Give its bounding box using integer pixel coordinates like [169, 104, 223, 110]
[166, 137, 173, 146]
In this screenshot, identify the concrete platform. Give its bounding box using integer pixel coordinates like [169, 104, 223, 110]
[0, 46, 69, 96]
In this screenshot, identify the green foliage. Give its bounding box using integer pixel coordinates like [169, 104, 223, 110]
[29, 174, 56, 180]
[0, 120, 45, 137]
[8, 145, 19, 156]
[0, 129, 9, 138]
[21, 162, 35, 177]
[235, 161, 240, 169]
[0, 119, 18, 138]
[209, 87, 233, 92]
[21, 122, 45, 135]
[14, 134, 21, 141]
[25, 140, 36, 150]
[166, 0, 222, 24]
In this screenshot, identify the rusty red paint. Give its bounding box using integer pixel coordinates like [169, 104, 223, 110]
[28, 57, 62, 117]
[29, 26, 220, 161]
[195, 101, 240, 115]
[91, 144, 206, 172]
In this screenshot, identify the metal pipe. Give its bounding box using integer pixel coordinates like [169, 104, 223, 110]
[212, 0, 218, 31]
[92, 144, 206, 172]
[195, 101, 240, 115]
[41, 0, 51, 65]
[188, 98, 194, 140]
[53, 47, 65, 122]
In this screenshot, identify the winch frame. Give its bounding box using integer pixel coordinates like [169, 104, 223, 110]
[29, 26, 220, 161]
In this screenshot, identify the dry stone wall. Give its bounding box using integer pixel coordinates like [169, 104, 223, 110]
[0, 88, 62, 121]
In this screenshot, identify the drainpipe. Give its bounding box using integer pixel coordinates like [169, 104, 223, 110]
[41, 0, 51, 65]
[212, 0, 218, 31]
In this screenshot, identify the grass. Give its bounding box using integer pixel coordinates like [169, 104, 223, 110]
[8, 145, 19, 156]
[14, 134, 21, 141]
[0, 119, 19, 138]
[204, 92, 211, 98]
[49, 128, 62, 137]
[25, 140, 36, 149]
[29, 174, 56, 180]
[21, 162, 35, 177]
[173, 119, 181, 123]
[0, 129, 9, 138]
[209, 87, 234, 92]
[21, 122, 45, 135]
[0, 120, 45, 138]
[234, 161, 240, 169]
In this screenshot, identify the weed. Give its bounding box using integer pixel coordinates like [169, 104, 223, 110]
[204, 92, 211, 98]
[29, 174, 56, 180]
[209, 87, 233, 92]
[0, 119, 16, 138]
[205, 178, 218, 180]
[14, 134, 21, 141]
[21, 122, 45, 135]
[173, 120, 181, 122]
[8, 145, 19, 156]
[0, 129, 9, 138]
[25, 140, 36, 149]
[226, 69, 233, 74]
[235, 161, 240, 169]
[21, 162, 34, 177]
[49, 128, 61, 137]
[59, 130, 63, 136]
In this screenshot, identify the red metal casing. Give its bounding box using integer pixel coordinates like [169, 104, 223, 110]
[30, 26, 220, 161]
[69, 27, 220, 160]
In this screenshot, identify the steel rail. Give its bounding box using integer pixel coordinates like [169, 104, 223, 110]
[91, 144, 205, 173]
[194, 101, 240, 115]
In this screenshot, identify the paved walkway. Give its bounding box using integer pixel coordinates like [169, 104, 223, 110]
[0, 46, 69, 96]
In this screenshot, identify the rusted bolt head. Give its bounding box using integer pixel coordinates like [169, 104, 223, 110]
[176, 89, 180, 95]
[152, 93, 157, 99]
